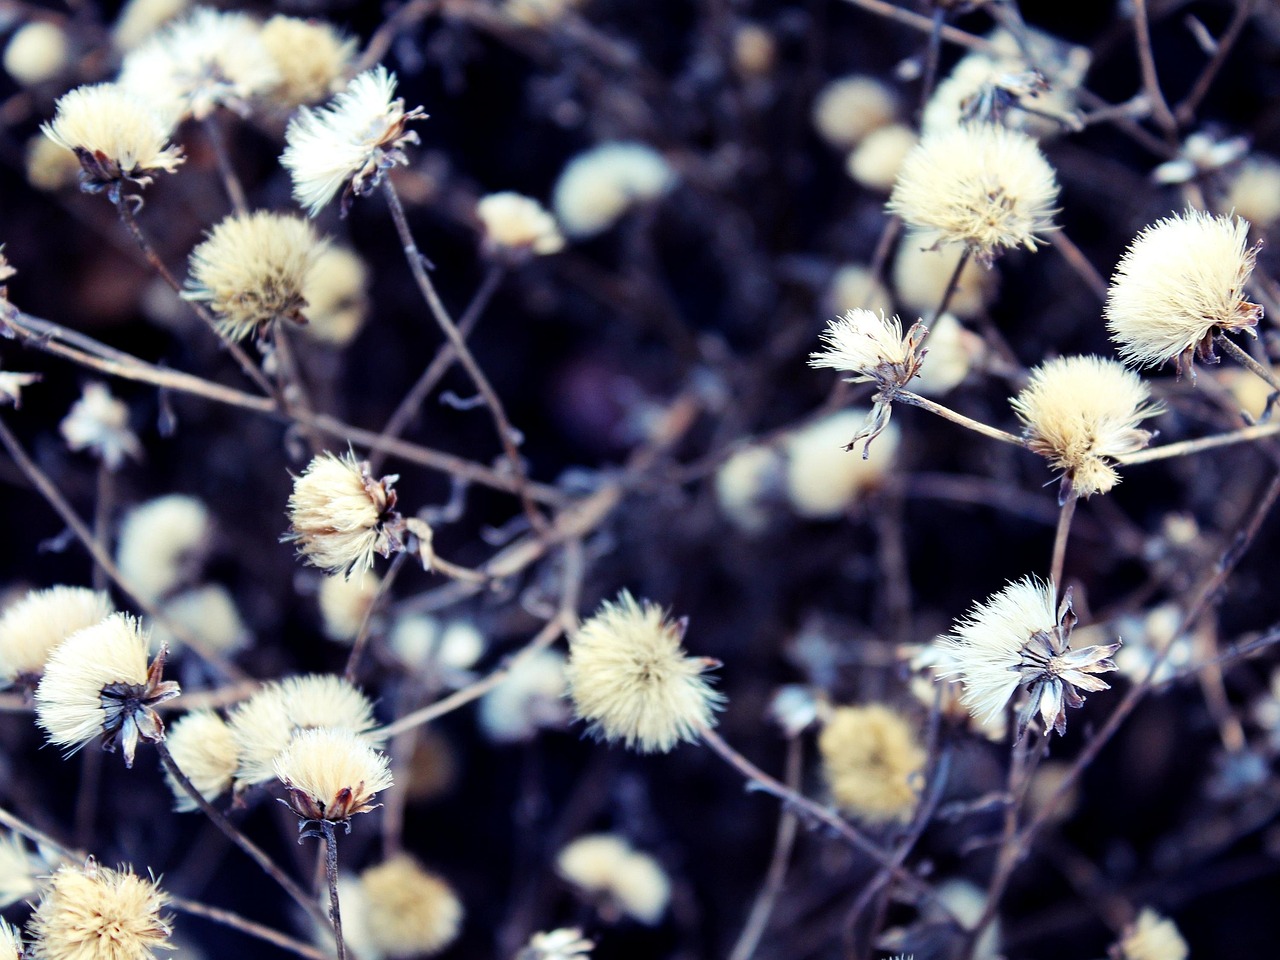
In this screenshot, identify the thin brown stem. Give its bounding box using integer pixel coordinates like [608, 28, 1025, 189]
[927, 248, 969, 327]
[1175, 0, 1256, 126]
[269, 324, 324, 456]
[91, 461, 112, 592]
[1217, 335, 1280, 392]
[344, 550, 409, 684]
[202, 114, 248, 215]
[843, 0, 996, 53]
[170, 897, 332, 960]
[1050, 232, 1108, 299]
[1131, 0, 1178, 137]
[1050, 494, 1078, 594]
[895, 390, 1027, 448]
[319, 821, 347, 960]
[1116, 421, 1280, 465]
[0, 805, 79, 860]
[381, 180, 548, 535]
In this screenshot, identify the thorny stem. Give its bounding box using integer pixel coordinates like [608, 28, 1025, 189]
[727, 736, 802, 960]
[154, 740, 333, 935]
[111, 194, 277, 400]
[895, 390, 1028, 448]
[1217, 334, 1280, 393]
[202, 114, 248, 216]
[371, 263, 505, 473]
[319, 821, 347, 960]
[0, 415, 248, 680]
[1050, 494, 1078, 596]
[1174, 0, 1257, 126]
[344, 550, 410, 684]
[381, 180, 549, 536]
[170, 897, 332, 960]
[1131, 0, 1179, 138]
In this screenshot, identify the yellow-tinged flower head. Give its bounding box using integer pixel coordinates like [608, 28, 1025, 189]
[355, 855, 463, 958]
[274, 726, 393, 822]
[116, 494, 211, 604]
[162, 710, 238, 811]
[556, 834, 670, 925]
[182, 211, 325, 343]
[60, 382, 142, 471]
[299, 246, 369, 347]
[1011, 355, 1163, 501]
[476, 192, 565, 261]
[29, 860, 171, 960]
[566, 591, 723, 753]
[888, 124, 1059, 265]
[811, 75, 897, 149]
[0, 586, 112, 687]
[260, 15, 355, 109]
[1104, 211, 1263, 377]
[34, 614, 180, 767]
[551, 142, 675, 238]
[284, 451, 405, 579]
[818, 704, 924, 824]
[1113, 908, 1188, 960]
[41, 84, 183, 196]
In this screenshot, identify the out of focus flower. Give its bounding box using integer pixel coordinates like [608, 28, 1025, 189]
[4, 21, 69, 86]
[819, 704, 924, 823]
[0, 586, 112, 687]
[260, 15, 355, 109]
[1111, 909, 1188, 960]
[552, 142, 675, 238]
[116, 495, 211, 604]
[60, 383, 142, 470]
[476, 192, 565, 260]
[517, 928, 594, 960]
[556, 835, 670, 925]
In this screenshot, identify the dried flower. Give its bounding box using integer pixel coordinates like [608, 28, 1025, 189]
[25, 134, 81, 192]
[182, 211, 325, 342]
[1011, 355, 1163, 501]
[826, 264, 893, 318]
[714, 443, 783, 533]
[783, 410, 899, 519]
[274, 726, 393, 823]
[556, 834, 670, 925]
[0, 916, 19, 960]
[299, 246, 369, 346]
[0, 586, 113, 687]
[229, 673, 382, 787]
[476, 192, 565, 260]
[41, 84, 183, 197]
[818, 704, 925, 823]
[30, 861, 171, 960]
[894, 234, 997, 319]
[1221, 154, 1280, 228]
[162, 710, 238, 811]
[116, 495, 211, 604]
[4, 21, 69, 87]
[352, 855, 463, 958]
[0, 370, 36, 408]
[0, 831, 46, 908]
[60, 382, 142, 470]
[1112, 909, 1188, 960]
[1152, 131, 1249, 185]
[811, 75, 897, 149]
[111, 0, 187, 52]
[846, 123, 917, 193]
[151, 584, 249, 656]
[259, 15, 355, 109]
[810, 309, 926, 454]
[118, 7, 279, 122]
[34, 614, 180, 767]
[552, 142, 675, 238]
[285, 451, 405, 578]
[1105, 211, 1263, 376]
[517, 929, 594, 960]
[912, 313, 983, 396]
[888, 124, 1060, 265]
[318, 572, 379, 643]
[281, 66, 426, 217]
[937, 578, 1120, 737]
[477, 648, 568, 743]
[566, 591, 723, 753]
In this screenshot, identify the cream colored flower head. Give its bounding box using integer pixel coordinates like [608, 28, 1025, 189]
[1105, 211, 1263, 377]
[162, 709, 238, 811]
[566, 591, 723, 753]
[478, 648, 569, 743]
[0, 831, 47, 909]
[41, 84, 183, 196]
[811, 75, 896, 149]
[0, 916, 19, 960]
[274, 726, 393, 822]
[229, 673, 382, 787]
[552, 142, 676, 238]
[30, 860, 171, 960]
[111, 0, 188, 53]
[517, 929, 594, 960]
[556, 834, 670, 925]
[352, 855, 463, 958]
[182, 211, 325, 342]
[60, 382, 142, 470]
[784, 409, 900, 517]
[116, 494, 211, 604]
[810, 308, 925, 388]
[0, 585, 112, 687]
[151, 584, 249, 656]
[118, 7, 280, 122]
[937, 577, 1119, 738]
[1011, 355, 1163, 501]
[888, 124, 1059, 265]
[819, 704, 924, 824]
[300, 246, 369, 346]
[4, 21, 69, 87]
[281, 65, 426, 217]
[476, 192, 565, 261]
[318, 572, 379, 643]
[285, 451, 404, 578]
[260, 15, 355, 109]
[34, 614, 180, 767]
[1113, 908, 1188, 960]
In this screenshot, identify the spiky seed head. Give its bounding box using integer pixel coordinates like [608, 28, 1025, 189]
[356, 855, 463, 958]
[0, 586, 112, 687]
[274, 726, 393, 822]
[555, 834, 670, 925]
[162, 710, 239, 811]
[818, 704, 925, 823]
[259, 15, 355, 109]
[29, 860, 171, 960]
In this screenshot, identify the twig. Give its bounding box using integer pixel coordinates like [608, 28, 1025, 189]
[319, 822, 347, 960]
[344, 550, 410, 683]
[1217, 335, 1280, 392]
[170, 897, 333, 960]
[202, 114, 249, 216]
[1175, 0, 1257, 125]
[842, 0, 996, 53]
[1050, 494, 1078, 594]
[1130, 0, 1179, 137]
[895, 390, 1028, 448]
[1050, 232, 1108, 299]
[1116, 421, 1280, 465]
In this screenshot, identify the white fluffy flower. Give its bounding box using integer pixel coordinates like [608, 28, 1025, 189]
[556, 834, 670, 925]
[162, 710, 238, 811]
[478, 649, 568, 743]
[116, 494, 211, 603]
[552, 142, 676, 238]
[60, 382, 142, 470]
[809, 309, 923, 386]
[0, 586, 112, 686]
[281, 66, 426, 217]
[476, 192, 565, 259]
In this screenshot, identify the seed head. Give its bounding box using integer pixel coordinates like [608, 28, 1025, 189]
[783, 410, 900, 517]
[555, 834, 670, 925]
[888, 124, 1059, 265]
[29, 861, 171, 960]
[517, 929, 594, 960]
[60, 382, 142, 471]
[565, 591, 723, 753]
[162, 710, 238, 811]
[0, 918, 18, 960]
[478, 648, 568, 743]
[116, 495, 211, 604]
[4, 21, 69, 87]
[811, 75, 897, 149]
[354, 855, 463, 958]
[1112, 908, 1188, 960]
[552, 142, 675, 238]
[1105, 211, 1263, 377]
[299, 246, 369, 346]
[259, 15, 355, 109]
[182, 211, 325, 342]
[1011, 355, 1163, 501]
[274, 726, 393, 823]
[937, 577, 1120, 738]
[818, 704, 925, 823]
[281, 66, 426, 217]
[34, 614, 180, 767]
[0, 586, 112, 688]
[476, 192, 565, 261]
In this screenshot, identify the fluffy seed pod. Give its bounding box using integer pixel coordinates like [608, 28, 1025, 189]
[354, 855, 463, 958]
[300, 246, 369, 347]
[182, 211, 325, 343]
[811, 75, 897, 149]
[826, 264, 893, 319]
[893, 235, 997, 319]
[0, 831, 47, 908]
[260, 15, 355, 109]
[152, 584, 250, 656]
[783, 410, 900, 519]
[477, 649, 568, 743]
[552, 142, 675, 238]
[566, 591, 723, 753]
[274, 726, 393, 822]
[25, 133, 82, 191]
[282, 66, 426, 217]
[714, 443, 784, 533]
[476, 192, 565, 260]
[4, 21, 69, 86]
[1112, 908, 1188, 960]
[819, 704, 924, 823]
[0, 586, 112, 687]
[556, 834, 670, 925]
[111, 0, 187, 52]
[41, 84, 183, 195]
[846, 123, 916, 193]
[60, 383, 142, 470]
[1221, 155, 1280, 228]
[318, 572, 379, 642]
[1011, 356, 1163, 501]
[34, 614, 180, 767]
[1104, 211, 1263, 376]
[284, 451, 404, 579]
[29, 861, 171, 960]
[116, 495, 211, 604]
[0, 917, 19, 960]
[162, 710, 238, 811]
[888, 124, 1059, 265]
